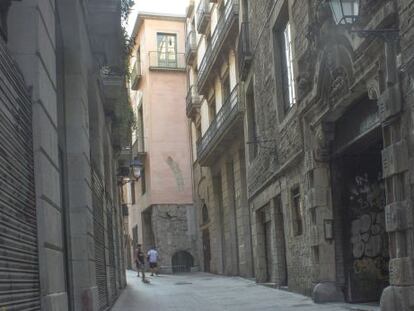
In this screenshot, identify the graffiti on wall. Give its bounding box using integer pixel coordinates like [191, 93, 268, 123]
[348, 172, 388, 280]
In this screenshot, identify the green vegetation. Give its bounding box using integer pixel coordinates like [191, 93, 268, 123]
[111, 0, 136, 151]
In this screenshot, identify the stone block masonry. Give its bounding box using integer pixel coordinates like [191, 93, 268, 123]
[2, 0, 127, 310]
[147, 204, 199, 273]
[241, 0, 414, 309]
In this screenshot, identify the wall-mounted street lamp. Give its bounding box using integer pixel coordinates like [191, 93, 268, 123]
[328, 0, 360, 25]
[327, 0, 399, 39]
[130, 158, 143, 180]
[327, 0, 399, 87]
[117, 158, 143, 185]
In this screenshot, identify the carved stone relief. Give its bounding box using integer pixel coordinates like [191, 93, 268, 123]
[312, 122, 334, 162]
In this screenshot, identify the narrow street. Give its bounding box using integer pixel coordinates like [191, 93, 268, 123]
[112, 271, 379, 311]
[2, 0, 414, 309]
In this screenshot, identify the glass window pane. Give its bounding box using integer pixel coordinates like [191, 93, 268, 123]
[283, 22, 296, 108]
[157, 33, 177, 67]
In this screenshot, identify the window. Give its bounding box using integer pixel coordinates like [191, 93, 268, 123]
[282, 22, 296, 108]
[279, 21, 296, 111]
[157, 33, 177, 67]
[208, 98, 216, 122]
[222, 73, 231, 104]
[137, 106, 144, 152]
[218, 2, 225, 20]
[291, 187, 303, 236]
[196, 122, 202, 141]
[202, 204, 209, 224]
[131, 181, 136, 204]
[137, 47, 141, 63]
[141, 168, 146, 195]
[0, 3, 10, 41]
[246, 82, 257, 160]
[205, 32, 211, 48]
[132, 225, 139, 249]
[273, 5, 296, 115]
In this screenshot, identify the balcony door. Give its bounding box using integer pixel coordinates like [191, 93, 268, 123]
[157, 33, 177, 68]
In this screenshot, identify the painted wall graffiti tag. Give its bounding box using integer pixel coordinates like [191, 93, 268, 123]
[351, 213, 383, 258]
[353, 257, 388, 280]
[348, 172, 388, 280]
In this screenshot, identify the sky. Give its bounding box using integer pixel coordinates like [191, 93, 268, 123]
[126, 0, 189, 35]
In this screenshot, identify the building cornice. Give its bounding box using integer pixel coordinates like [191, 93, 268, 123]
[131, 12, 186, 38]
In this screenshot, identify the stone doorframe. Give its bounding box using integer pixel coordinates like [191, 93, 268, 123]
[251, 186, 288, 286]
[301, 32, 412, 306]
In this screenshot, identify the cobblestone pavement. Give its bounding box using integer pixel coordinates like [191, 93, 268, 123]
[111, 270, 380, 311]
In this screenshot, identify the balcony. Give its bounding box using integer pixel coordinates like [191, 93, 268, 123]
[130, 60, 142, 90]
[196, 0, 211, 34]
[117, 146, 132, 178]
[238, 22, 252, 81]
[197, 0, 239, 95]
[148, 52, 186, 71]
[100, 66, 123, 114]
[186, 85, 202, 118]
[197, 84, 243, 165]
[185, 30, 197, 66]
[186, 0, 195, 18]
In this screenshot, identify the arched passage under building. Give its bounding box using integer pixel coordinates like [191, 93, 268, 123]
[172, 251, 194, 273]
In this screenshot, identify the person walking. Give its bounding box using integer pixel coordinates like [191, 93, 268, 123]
[134, 244, 146, 281]
[147, 246, 159, 276]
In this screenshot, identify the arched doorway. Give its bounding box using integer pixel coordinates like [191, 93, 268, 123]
[331, 96, 389, 303]
[201, 204, 211, 272]
[202, 229, 211, 272]
[172, 251, 194, 273]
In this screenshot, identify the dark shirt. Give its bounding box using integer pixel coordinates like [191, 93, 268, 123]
[136, 249, 145, 264]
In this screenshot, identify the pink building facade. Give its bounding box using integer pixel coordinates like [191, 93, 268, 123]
[127, 13, 199, 272]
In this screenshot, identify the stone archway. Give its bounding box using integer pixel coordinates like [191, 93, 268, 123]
[305, 40, 357, 303]
[172, 251, 194, 273]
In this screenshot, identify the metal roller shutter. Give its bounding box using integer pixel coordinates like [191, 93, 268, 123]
[0, 41, 40, 310]
[91, 167, 108, 310]
[106, 208, 116, 303]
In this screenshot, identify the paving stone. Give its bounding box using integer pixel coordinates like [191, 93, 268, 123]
[111, 270, 379, 311]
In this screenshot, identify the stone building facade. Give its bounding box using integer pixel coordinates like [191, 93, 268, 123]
[186, 0, 254, 277]
[126, 13, 199, 273]
[1, 0, 127, 310]
[238, 0, 414, 309]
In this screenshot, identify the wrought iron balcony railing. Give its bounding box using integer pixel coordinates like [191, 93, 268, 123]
[148, 52, 186, 71]
[186, 85, 202, 118]
[100, 66, 123, 113]
[238, 22, 252, 81]
[197, 84, 243, 164]
[185, 30, 197, 65]
[117, 146, 132, 177]
[197, 0, 239, 94]
[196, 0, 211, 34]
[130, 60, 142, 90]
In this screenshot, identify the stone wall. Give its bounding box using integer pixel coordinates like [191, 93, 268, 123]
[245, 0, 310, 295]
[5, 0, 127, 310]
[193, 138, 253, 277]
[150, 204, 198, 272]
[8, 1, 69, 309]
[243, 0, 413, 305]
[245, 0, 303, 197]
